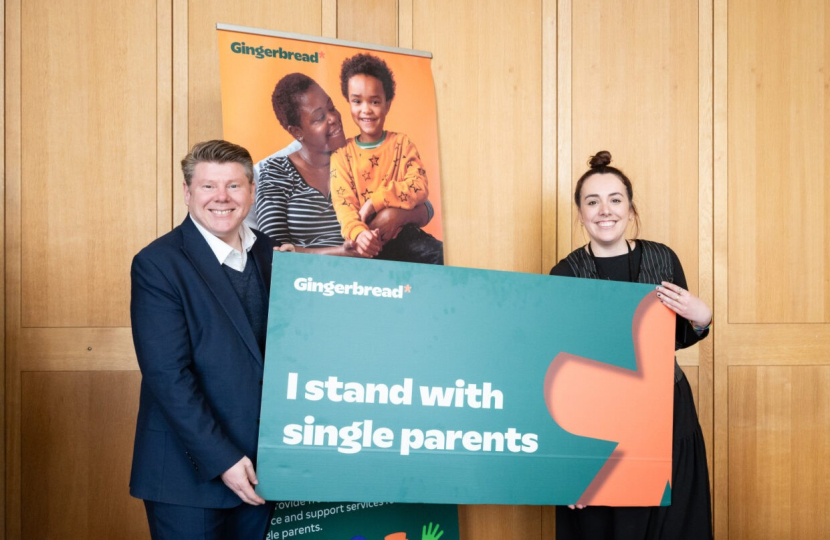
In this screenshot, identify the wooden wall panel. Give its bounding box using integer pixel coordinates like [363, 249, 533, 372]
[570, 0, 701, 297]
[412, 0, 543, 273]
[6, 0, 172, 536]
[19, 0, 159, 328]
[555, 0, 573, 264]
[1, 0, 8, 528]
[712, 0, 729, 534]
[337, 0, 398, 46]
[458, 505, 541, 539]
[6, 0, 25, 533]
[541, 0, 557, 273]
[21, 371, 145, 539]
[727, 0, 829, 324]
[717, 1, 830, 537]
[728, 366, 830, 539]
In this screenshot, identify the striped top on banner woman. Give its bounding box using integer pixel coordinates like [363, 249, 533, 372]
[255, 155, 343, 248]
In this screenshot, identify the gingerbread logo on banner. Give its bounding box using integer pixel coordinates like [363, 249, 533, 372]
[543, 293, 675, 506]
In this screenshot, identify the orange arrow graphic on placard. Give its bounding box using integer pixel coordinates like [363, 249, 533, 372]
[543, 293, 675, 506]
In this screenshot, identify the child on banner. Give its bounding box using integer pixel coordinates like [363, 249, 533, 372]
[330, 53, 443, 265]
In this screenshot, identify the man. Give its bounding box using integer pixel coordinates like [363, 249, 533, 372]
[130, 140, 274, 539]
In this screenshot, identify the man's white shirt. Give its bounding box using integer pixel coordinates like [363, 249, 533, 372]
[190, 214, 256, 272]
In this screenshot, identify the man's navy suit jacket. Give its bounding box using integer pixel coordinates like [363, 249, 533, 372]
[129, 216, 275, 508]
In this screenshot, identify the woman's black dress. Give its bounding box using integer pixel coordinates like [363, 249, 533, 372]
[550, 241, 713, 540]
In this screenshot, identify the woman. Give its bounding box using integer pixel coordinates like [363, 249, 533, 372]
[550, 151, 713, 539]
[256, 73, 432, 258]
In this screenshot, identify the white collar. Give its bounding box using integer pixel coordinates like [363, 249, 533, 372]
[189, 215, 256, 269]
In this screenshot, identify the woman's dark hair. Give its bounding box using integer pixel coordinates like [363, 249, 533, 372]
[574, 151, 641, 237]
[271, 73, 318, 131]
[339, 53, 396, 101]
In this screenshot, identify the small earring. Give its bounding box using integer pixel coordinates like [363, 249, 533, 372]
[298, 136, 303, 142]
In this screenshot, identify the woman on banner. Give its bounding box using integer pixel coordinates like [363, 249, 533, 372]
[255, 72, 432, 258]
[549, 151, 713, 539]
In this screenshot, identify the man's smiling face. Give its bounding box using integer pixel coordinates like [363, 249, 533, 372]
[184, 161, 254, 249]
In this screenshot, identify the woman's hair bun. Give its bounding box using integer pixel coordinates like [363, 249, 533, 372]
[588, 151, 612, 169]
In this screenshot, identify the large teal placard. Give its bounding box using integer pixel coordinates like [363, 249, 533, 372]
[256, 253, 674, 505]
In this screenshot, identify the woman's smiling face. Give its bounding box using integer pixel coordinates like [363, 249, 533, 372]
[293, 84, 346, 153]
[577, 173, 633, 252]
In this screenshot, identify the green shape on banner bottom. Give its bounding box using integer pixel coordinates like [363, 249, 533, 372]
[266, 501, 459, 540]
[660, 482, 672, 507]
